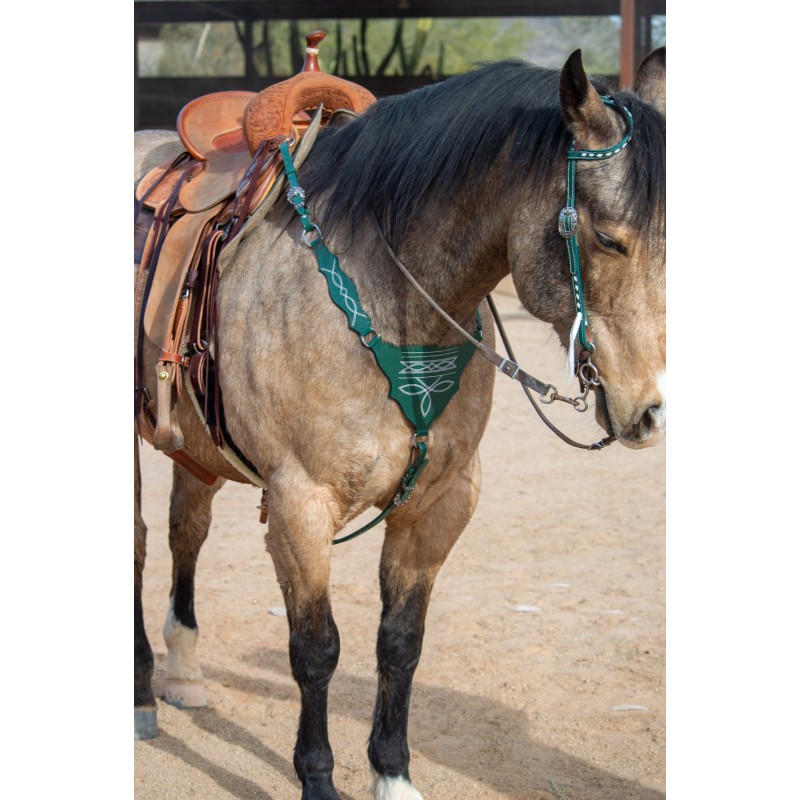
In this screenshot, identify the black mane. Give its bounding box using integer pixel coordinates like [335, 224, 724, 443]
[299, 59, 665, 242]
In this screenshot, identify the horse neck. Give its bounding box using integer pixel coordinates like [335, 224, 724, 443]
[342, 169, 515, 346]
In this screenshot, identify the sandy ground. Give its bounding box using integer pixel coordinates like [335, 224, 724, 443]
[134, 287, 665, 800]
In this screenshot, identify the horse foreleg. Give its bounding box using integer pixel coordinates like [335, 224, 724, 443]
[162, 463, 225, 709]
[134, 433, 158, 739]
[369, 453, 482, 800]
[266, 472, 341, 800]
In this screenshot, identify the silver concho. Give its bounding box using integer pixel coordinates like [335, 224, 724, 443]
[558, 206, 578, 239]
[286, 185, 306, 205]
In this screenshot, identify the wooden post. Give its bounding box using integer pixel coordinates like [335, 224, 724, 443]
[620, 0, 638, 89]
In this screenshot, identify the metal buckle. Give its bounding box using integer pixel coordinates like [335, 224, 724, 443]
[359, 331, 378, 348]
[498, 358, 520, 379]
[301, 223, 323, 247]
[558, 207, 578, 239]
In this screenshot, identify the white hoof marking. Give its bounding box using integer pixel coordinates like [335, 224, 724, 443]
[371, 770, 424, 800]
[162, 601, 204, 683]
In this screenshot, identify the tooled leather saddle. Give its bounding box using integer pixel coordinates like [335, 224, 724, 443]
[134, 30, 376, 484]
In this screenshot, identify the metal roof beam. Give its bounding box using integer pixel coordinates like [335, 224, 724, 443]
[134, 1, 665, 25]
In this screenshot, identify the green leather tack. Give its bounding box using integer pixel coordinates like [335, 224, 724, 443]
[280, 142, 480, 437]
[559, 96, 634, 351]
[279, 141, 480, 543]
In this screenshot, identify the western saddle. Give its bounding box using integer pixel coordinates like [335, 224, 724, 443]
[135, 31, 376, 487]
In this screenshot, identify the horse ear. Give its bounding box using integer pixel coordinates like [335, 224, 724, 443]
[559, 49, 620, 149]
[634, 47, 666, 115]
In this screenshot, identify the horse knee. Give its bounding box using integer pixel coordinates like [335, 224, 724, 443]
[289, 606, 340, 687]
[377, 619, 424, 676]
[377, 581, 430, 673]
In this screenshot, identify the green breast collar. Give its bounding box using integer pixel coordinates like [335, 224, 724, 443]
[279, 141, 480, 542]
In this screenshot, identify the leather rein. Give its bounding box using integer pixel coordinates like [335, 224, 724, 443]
[374, 95, 635, 452]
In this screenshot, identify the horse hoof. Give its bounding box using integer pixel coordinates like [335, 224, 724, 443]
[134, 707, 158, 740]
[164, 678, 208, 709]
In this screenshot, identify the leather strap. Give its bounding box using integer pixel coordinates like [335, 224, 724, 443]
[224, 140, 279, 241]
[159, 349, 191, 368]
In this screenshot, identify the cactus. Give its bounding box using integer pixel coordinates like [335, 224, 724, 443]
[375, 20, 401, 77]
[332, 21, 343, 75]
[360, 18, 370, 75]
[408, 18, 432, 74]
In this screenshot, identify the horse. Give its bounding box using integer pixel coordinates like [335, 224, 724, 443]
[134, 47, 666, 800]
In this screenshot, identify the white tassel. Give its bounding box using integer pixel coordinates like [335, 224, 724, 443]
[566, 311, 582, 384]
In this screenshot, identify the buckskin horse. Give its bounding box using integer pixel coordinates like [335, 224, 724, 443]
[134, 45, 665, 800]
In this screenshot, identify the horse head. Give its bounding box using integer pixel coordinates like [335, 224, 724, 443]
[510, 48, 666, 449]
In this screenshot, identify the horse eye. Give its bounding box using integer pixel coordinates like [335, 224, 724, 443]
[594, 230, 627, 255]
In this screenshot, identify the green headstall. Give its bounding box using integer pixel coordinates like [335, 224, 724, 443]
[558, 96, 634, 354]
[279, 141, 480, 543]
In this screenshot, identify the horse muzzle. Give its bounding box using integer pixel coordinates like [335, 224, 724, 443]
[614, 400, 666, 449]
[595, 385, 666, 449]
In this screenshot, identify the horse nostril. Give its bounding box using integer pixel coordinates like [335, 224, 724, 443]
[639, 404, 665, 438]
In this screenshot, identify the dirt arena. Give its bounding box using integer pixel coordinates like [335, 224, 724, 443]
[134, 286, 665, 800]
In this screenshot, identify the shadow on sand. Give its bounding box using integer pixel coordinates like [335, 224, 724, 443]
[143, 646, 663, 800]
